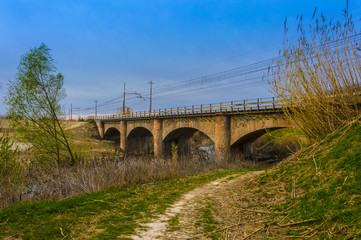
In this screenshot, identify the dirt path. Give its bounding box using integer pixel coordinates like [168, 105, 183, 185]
[130, 171, 264, 240]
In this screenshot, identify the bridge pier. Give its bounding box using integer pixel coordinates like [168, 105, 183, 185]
[215, 114, 231, 162]
[96, 121, 105, 139]
[153, 118, 163, 157]
[120, 120, 127, 151]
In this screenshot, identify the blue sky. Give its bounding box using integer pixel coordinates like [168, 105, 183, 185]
[0, 0, 360, 116]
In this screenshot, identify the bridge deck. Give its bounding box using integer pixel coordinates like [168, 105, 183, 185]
[94, 97, 284, 121]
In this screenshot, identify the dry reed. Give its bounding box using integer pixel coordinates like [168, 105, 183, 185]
[268, 7, 361, 139]
[0, 151, 258, 209]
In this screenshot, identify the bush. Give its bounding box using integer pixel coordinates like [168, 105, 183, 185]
[85, 119, 95, 124]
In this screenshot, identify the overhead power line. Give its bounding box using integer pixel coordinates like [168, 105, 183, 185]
[73, 33, 361, 114]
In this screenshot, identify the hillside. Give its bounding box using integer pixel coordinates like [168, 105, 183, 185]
[0, 119, 114, 153]
[270, 117, 361, 239]
[187, 118, 361, 238]
[267, 118, 361, 238]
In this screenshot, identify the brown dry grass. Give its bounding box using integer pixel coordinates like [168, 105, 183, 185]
[174, 165, 317, 239]
[0, 145, 261, 210]
[268, 8, 361, 140]
[202, 172, 297, 239]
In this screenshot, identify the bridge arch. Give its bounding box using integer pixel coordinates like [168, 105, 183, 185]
[104, 127, 120, 143]
[162, 119, 216, 143]
[127, 127, 154, 153]
[231, 117, 292, 143]
[231, 127, 286, 155]
[163, 127, 214, 157]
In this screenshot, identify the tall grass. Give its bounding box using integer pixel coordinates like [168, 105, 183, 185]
[268, 6, 361, 139]
[0, 125, 25, 207]
[0, 151, 259, 209]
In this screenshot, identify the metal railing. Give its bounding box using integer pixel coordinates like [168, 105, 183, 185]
[91, 97, 283, 121]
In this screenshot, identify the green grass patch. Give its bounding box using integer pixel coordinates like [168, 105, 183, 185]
[166, 214, 180, 232]
[195, 198, 220, 240]
[0, 169, 247, 239]
[264, 121, 361, 238]
[261, 128, 309, 148]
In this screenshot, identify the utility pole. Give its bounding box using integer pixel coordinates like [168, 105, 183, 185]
[70, 103, 72, 120]
[122, 82, 141, 115]
[95, 100, 97, 119]
[148, 81, 154, 112]
[123, 82, 126, 114]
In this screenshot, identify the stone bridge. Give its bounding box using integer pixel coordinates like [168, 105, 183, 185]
[94, 98, 294, 159]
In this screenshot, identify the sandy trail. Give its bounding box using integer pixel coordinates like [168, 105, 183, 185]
[130, 171, 263, 240]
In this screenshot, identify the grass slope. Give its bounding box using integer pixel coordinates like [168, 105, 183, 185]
[0, 170, 246, 239]
[166, 120, 361, 239]
[264, 119, 361, 238]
